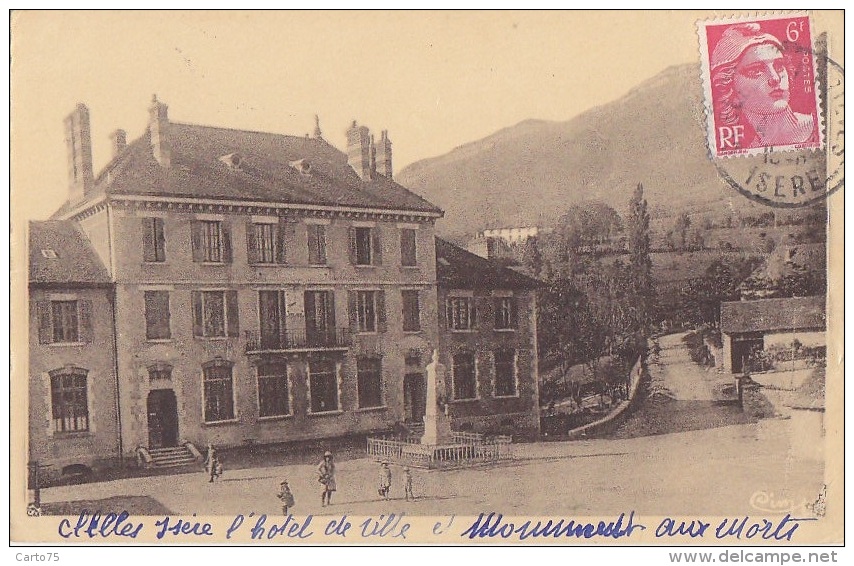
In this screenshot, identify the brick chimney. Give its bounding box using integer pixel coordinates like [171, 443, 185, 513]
[346, 120, 372, 180]
[148, 95, 171, 167]
[110, 129, 127, 158]
[376, 130, 393, 179]
[64, 103, 94, 203]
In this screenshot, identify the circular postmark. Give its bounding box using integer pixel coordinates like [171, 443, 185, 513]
[710, 45, 843, 208]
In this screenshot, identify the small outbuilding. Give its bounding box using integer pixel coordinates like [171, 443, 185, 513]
[720, 296, 825, 374]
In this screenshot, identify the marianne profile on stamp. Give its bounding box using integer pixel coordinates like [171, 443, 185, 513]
[709, 22, 820, 152]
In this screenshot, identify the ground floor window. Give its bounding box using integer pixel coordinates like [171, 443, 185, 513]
[258, 362, 289, 417]
[453, 352, 477, 400]
[309, 359, 339, 413]
[494, 349, 517, 397]
[50, 367, 89, 432]
[357, 357, 383, 408]
[203, 360, 235, 422]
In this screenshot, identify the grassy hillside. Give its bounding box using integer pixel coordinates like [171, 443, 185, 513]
[398, 64, 789, 237]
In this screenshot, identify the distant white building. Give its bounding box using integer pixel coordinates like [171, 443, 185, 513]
[480, 226, 541, 244]
[466, 226, 543, 259]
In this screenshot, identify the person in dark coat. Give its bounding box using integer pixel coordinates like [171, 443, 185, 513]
[378, 461, 392, 500]
[277, 480, 295, 515]
[403, 467, 414, 502]
[317, 451, 336, 507]
[205, 443, 222, 483]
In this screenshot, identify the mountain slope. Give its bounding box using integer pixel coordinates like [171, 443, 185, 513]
[398, 64, 746, 237]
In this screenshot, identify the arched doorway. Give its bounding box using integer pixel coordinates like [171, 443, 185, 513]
[147, 389, 178, 448]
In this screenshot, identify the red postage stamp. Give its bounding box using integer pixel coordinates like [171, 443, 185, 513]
[698, 14, 823, 158]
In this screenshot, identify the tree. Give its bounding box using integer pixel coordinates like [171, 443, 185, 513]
[679, 257, 764, 325]
[673, 212, 691, 251]
[538, 278, 609, 382]
[543, 200, 623, 276]
[627, 183, 654, 326]
[520, 236, 544, 278]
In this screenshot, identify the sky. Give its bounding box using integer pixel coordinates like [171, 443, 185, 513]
[12, 11, 709, 220]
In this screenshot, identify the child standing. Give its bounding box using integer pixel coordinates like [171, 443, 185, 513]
[277, 480, 295, 515]
[378, 461, 392, 500]
[403, 467, 414, 501]
[205, 443, 222, 483]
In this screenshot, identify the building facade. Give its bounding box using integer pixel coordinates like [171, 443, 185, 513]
[48, 99, 443, 460]
[435, 239, 541, 439]
[32, 99, 543, 475]
[28, 221, 120, 480]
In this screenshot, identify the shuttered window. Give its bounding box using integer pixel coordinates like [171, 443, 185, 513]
[494, 296, 518, 330]
[446, 297, 475, 331]
[307, 224, 327, 265]
[452, 352, 477, 400]
[50, 368, 89, 432]
[144, 291, 171, 340]
[203, 360, 235, 422]
[494, 349, 517, 397]
[191, 291, 239, 338]
[400, 228, 417, 266]
[258, 362, 289, 417]
[309, 359, 339, 413]
[247, 219, 290, 265]
[142, 217, 166, 262]
[357, 357, 383, 408]
[38, 300, 92, 344]
[402, 290, 421, 332]
[192, 220, 232, 263]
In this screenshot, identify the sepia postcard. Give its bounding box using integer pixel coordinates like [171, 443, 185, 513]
[8, 10, 844, 548]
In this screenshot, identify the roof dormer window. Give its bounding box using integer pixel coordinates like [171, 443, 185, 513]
[289, 158, 312, 175]
[218, 153, 243, 171]
[41, 249, 58, 259]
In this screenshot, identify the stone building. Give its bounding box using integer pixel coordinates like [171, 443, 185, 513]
[435, 238, 542, 439]
[47, 98, 443, 465]
[28, 220, 120, 480]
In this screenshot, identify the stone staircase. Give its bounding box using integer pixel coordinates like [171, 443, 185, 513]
[147, 445, 200, 469]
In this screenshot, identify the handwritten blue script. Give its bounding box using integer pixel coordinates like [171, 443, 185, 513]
[461, 511, 646, 540]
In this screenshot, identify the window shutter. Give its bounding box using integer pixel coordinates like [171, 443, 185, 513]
[493, 297, 502, 329]
[142, 218, 157, 262]
[37, 301, 52, 344]
[222, 222, 233, 263]
[276, 218, 288, 264]
[162, 292, 172, 338]
[79, 300, 93, 343]
[511, 297, 519, 328]
[304, 291, 317, 331]
[307, 225, 319, 264]
[348, 291, 358, 330]
[470, 298, 478, 328]
[326, 291, 337, 328]
[226, 290, 239, 337]
[445, 299, 453, 330]
[191, 221, 204, 262]
[191, 291, 203, 337]
[348, 227, 357, 264]
[246, 221, 258, 264]
[277, 291, 288, 335]
[372, 227, 383, 266]
[154, 218, 166, 261]
[376, 291, 387, 332]
[316, 225, 327, 264]
[145, 292, 157, 339]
